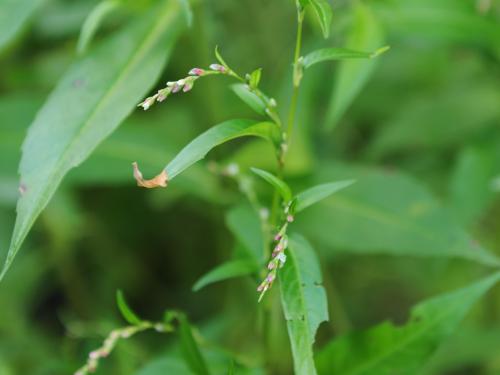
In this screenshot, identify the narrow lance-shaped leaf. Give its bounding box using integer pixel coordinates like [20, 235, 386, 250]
[0, 0, 46, 52]
[302, 46, 390, 69]
[326, 1, 385, 129]
[192, 259, 258, 292]
[280, 234, 329, 375]
[315, 272, 500, 375]
[294, 179, 355, 213]
[116, 290, 142, 325]
[172, 312, 211, 375]
[1, 0, 186, 281]
[134, 120, 279, 188]
[251, 168, 292, 203]
[298, 163, 500, 266]
[231, 84, 266, 115]
[310, 0, 333, 38]
[77, 0, 121, 55]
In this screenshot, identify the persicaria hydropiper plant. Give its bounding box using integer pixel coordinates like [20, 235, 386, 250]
[80, 0, 387, 373]
[123, 0, 387, 373]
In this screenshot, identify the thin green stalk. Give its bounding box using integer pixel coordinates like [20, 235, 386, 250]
[286, 8, 305, 145]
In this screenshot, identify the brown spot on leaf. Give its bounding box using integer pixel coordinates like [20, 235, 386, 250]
[132, 162, 168, 188]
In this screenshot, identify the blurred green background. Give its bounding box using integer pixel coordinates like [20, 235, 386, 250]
[0, 0, 500, 374]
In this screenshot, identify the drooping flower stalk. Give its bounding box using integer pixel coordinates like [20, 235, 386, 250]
[74, 321, 172, 375]
[257, 203, 294, 302]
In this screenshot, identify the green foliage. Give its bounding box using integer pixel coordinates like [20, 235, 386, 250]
[251, 168, 292, 203]
[294, 180, 355, 213]
[0, 0, 46, 52]
[76, 0, 121, 55]
[192, 259, 258, 292]
[230, 84, 266, 115]
[165, 120, 280, 180]
[1, 0, 500, 374]
[1, 0, 186, 280]
[315, 272, 500, 375]
[326, 1, 384, 129]
[302, 46, 389, 69]
[117, 290, 143, 325]
[279, 234, 328, 375]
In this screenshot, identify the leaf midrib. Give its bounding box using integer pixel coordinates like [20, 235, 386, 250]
[8, 2, 180, 263]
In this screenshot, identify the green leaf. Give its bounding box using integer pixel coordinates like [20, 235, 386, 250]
[192, 259, 258, 292]
[76, 0, 121, 55]
[176, 313, 211, 375]
[449, 143, 500, 226]
[225, 203, 264, 262]
[230, 84, 266, 115]
[0, 0, 45, 52]
[0, 0, 185, 281]
[310, 0, 333, 38]
[251, 168, 292, 203]
[116, 290, 142, 325]
[248, 68, 262, 89]
[302, 46, 390, 69]
[326, 2, 384, 129]
[214, 45, 229, 68]
[315, 272, 500, 375]
[294, 179, 355, 213]
[165, 120, 280, 181]
[136, 358, 194, 375]
[279, 234, 328, 375]
[297, 163, 500, 266]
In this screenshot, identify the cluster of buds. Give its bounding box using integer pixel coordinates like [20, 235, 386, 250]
[137, 63, 228, 111]
[74, 322, 166, 375]
[257, 213, 294, 302]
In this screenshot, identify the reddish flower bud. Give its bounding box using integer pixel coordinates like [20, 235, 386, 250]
[189, 68, 205, 76]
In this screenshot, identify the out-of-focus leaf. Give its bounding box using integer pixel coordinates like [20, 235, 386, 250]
[251, 168, 292, 203]
[326, 2, 384, 129]
[375, 0, 500, 58]
[192, 259, 258, 292]
[279, 234, 328, 375]
[297, 163, 500, 266]
[368, 85, 500, 158]
[302, 46, 389, 69]
[164, 120, 280, 181]
[116, 290, 142, 325]
[315, 272, 500, 375]
[230, 84, 266, 115]
[294, 179, 355, 213]
[449, 143, 500, 226]
[310, 0, 333, 38]
[76, 0, 121, 55]
[226, 203, 264, 262]
[136, 358, 194, 375]
[176, 313, 211, 375]
[0, 0, 185, 281]
[0, 0, 45, 52]
[248, 68, 262, 89]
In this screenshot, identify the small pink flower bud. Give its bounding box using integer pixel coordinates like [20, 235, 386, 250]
[183, 82, 193, 92]
[257, 282, 266, 292]
[138, 96, 155, 110]
[267, 274, 275, 283]
[287, 214, 294, 222]
[171, 83, 181, 93]
[89, 351, 100, 360]
[209, 63, 226, 72]
[189, 68, 205, 76]
[268, 261, 275, 270]
[274, 233, 282, 241]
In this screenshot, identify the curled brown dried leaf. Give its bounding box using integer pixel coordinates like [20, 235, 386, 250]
[132, 162, 168, 188]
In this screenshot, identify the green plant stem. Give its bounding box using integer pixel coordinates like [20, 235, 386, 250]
[286, 8, 305, 145]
